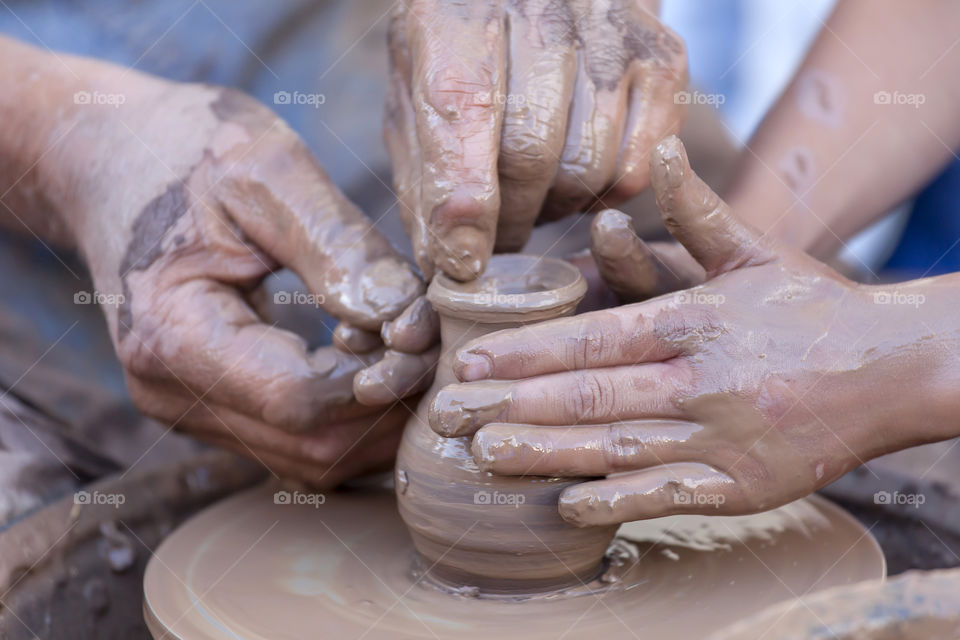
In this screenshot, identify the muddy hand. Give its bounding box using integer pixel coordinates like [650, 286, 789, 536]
[385, 0, 688, 281]
[433, 135, 957, 524]
[353, 295, 440, 405]
[64, 78, 423, 486]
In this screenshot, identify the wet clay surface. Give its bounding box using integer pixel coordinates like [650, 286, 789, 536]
[710, 567, 960, 640]
[143, 483, 883, 640]
[397, 254, 616, 591]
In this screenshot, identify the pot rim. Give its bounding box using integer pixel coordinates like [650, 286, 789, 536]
[426, 254, 587, 322]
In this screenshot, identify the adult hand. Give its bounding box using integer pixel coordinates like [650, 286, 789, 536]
[385, 0, 688, 281]
[431, 135, 956, 524]
[63, 75, 423, 486]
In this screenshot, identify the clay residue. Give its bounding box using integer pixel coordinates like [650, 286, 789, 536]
[117, 180, 190, 340]
[396, 254, 614, 592]
[143, 484, 883, 639]
[429, 381, 512, 437]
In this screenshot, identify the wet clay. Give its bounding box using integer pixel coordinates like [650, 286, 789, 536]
[397, 254, 619, 592]
[143, 482, 884, 639]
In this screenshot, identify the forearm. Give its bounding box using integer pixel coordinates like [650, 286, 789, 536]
[0, 36, 150, 247]
[724, 0, 960, 259]
[854, 272, 960, 456]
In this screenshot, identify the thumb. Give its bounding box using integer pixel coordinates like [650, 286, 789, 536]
[648, 135, 775, 277]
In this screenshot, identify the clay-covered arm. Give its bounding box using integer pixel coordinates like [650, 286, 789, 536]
[725, 0, 960, 258]
[432, 136, 960, 524]
[0, 36, 425, 486]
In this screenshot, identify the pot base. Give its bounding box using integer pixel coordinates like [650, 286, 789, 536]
[144, 482, 884, 639]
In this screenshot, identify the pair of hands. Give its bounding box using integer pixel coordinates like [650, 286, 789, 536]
[431, 135, 949, 524]
[59, 1, 686, 486]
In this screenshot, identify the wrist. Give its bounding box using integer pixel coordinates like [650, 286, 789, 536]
[854, 277, 960, 452]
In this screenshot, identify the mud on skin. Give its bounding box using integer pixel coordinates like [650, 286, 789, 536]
[28, 62, 424, 487]
[384, 0, 688, 281]
[445, 136, 960, 527]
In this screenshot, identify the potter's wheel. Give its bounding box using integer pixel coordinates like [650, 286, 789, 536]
[143, 483, 884, 639]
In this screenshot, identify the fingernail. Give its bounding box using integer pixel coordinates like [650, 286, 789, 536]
[653, 135, 685, 189]
[455, 351, 492, 381]
[352, 367, 390, 406]
[434, 226, 489, 281]
[591, 210, 636, 258]
[360, 258, 424, 320]
[428, 383, 509, 437]
[471, 432, 496, 471]
[558, 487, 607, 527]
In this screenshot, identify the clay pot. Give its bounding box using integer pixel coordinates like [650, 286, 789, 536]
[395, 254, 619, 593]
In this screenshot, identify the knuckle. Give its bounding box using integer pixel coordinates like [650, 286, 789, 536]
[602, 424, 643, 470]
[572, 312, 619, 367]
[421, 69, 497, 120]
[499, 133, 555, 182]
[571, 371, 617, 419]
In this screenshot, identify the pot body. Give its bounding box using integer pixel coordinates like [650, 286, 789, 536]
[395, 255, 618, 593]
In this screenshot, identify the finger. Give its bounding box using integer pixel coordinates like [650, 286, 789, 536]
[590, 209, 660, 301]
[381, 295, 439, 354]
[472, 420, 702, 476]
[407, 0, 506, 280]
[494, 0, 577, 251]
[453, 303, 686, 381]
[333, 322, 382, 354]
[218, 126, 424, 330]
[590, 210, 704, 302]
[385, 5, 432, 278]
[120, 279, 379, 433]
[603, 23, 687, 203]
[649, 135, 776, 277]
[128, 375, 406, 469]
[538, 47, 630, 221]
[127, 381, 405, 490]
[353, 346, 439, 406]
[430, 364, 684, 437]
[197, 418, 403, 489]
[559, 462, 739, 525]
